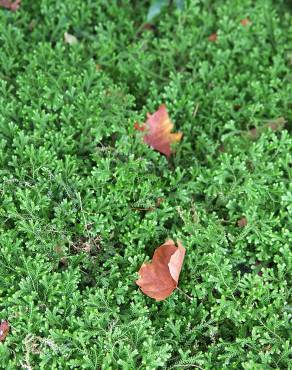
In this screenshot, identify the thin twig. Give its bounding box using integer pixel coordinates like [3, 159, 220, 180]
[192, 103, 200, 118]
[171, 363, 204, 369]
[177, 287, 194, 301]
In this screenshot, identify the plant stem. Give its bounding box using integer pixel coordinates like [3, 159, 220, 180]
[177, 287, 194, 301]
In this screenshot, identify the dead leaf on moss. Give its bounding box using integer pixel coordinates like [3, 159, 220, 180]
[237, 217, 248, 227]
[71, 235, 101, 254]
[134, 105, 182, 157]
[0, 0, 20, 11]
[134, 122, 146, 132]
[136, 240, 185, 301]
[208, 32, 217, 42]
[0, 320, 10, 342]
[240, 18, 252, 26]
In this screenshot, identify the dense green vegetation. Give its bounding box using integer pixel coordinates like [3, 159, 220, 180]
[0, 0, 291, 368]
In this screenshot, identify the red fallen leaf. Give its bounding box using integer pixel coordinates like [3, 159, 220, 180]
[136, 240, 186, 301]
[241, 18, 251, 26]
[135, 105, 182, 157]
[134, 122, 146, 132]
[237, 217, 248, 228]
[0, 321, 10, 342]
[0, 0, 21, 11]
[208, 32, 217, 42]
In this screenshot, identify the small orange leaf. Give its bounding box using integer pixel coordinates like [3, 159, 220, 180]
[134, 122, 146, 132]
[0, 320, 10, 342]
[0, 0, 20, 11]
[136, 105, 182, 157]
[240, 18, 251, 26]
[208, 32, 217, 42]
[136, 240, 186, 301]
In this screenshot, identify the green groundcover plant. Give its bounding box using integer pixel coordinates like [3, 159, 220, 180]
[0, 0, 291, 368]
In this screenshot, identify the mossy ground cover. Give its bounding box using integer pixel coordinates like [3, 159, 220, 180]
[0, 0, 291, 368]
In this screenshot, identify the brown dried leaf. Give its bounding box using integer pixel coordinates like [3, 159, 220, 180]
[136, 240, 186, 301]
[237, 217, 248, 228]
[0, 0, 20, 11]
[240, 18, 252, 26]
[0, 320, 10, 342]
[208, 32, 217, 42]
[134, 105, 182, 157]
